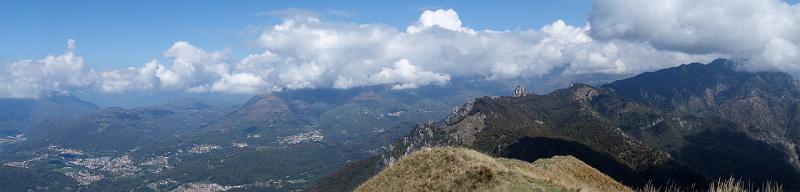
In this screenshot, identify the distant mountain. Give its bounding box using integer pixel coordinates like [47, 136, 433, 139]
[116, 88, 457, 191]
[357, 147, 631, 192]
[2, 98, 235, 153]
[0, 92, 99, 136]
[316, 59, 800, 191]
[0, 84, 501, 191]
[0, 99, 237, 191]
[123, 82, 543, 191]
[0, 76, 625, 191]
[603, 58, 800, 187]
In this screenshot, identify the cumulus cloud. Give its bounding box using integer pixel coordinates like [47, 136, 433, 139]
[590, 0, 800, 70]
[407, 9, 474, 34]
[2, 7, 726, 98]
[336, 59, 450, 89]
[210, 73, 268, 94]
[98, 41, 232, 93]
[0, 39, 93, 98]
[251, 10, 712, 88]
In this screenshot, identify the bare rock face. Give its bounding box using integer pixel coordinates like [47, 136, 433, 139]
[378, 99, 482, 167]
[569, 84, 601, 102]
[512, 86, 530, 97]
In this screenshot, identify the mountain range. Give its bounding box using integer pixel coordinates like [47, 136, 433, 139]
[314, 59, 800, 191]
[0, 79, 518, 191]
[2, 59, 799, 191]
[0, 92, 98, 137]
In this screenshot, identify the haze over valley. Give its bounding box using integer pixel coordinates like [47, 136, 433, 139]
[3, 0, 800, 191]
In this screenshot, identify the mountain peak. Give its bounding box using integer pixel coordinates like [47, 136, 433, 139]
[37, 91, 98, 108]
[231, 93, 291, 121]
[512, 85, 531, 97]
[707, 58, 736, 68]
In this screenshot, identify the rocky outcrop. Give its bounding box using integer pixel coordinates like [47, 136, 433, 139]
[379, 99, 482, 167]
[512, 86, 530, 97]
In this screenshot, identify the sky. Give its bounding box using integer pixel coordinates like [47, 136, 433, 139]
[2, 0, 800, 101]
[0, 0, 591, 70]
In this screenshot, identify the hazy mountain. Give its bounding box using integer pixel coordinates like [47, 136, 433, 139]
[113, 87, 459, 191]
[3, 98, 235, 153]
[316, 59, 800, 191]
[0, 61, 707, 191]
[72, 91, 253, 108]
[0, 99, 237, 191]
[0, 92, 99, 137]
[0, 83, 515, 191]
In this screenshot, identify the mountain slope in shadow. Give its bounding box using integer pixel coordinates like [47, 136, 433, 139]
[315, 59, 800, 191]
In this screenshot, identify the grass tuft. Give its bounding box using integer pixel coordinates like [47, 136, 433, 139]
[639, 177, 782, 192]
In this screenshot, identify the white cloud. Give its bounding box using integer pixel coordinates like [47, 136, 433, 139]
[407, 9, 474, 34]
[374, 59, 450, 89]
[590, 0, 800, 70]
[67, 39, 76, 50]
[161, 41, 230, 89]
[0, 39, 93, 98]
[336, 59, 450, 89]
[253, 12, 713, 86]
[236, 50, 278, 75]
[98, 60, 163, 92]
[753, 38, 800, 71]
[1, 8, 724, 98]
[97, 41, 231, 93]
[278, 61, 325, 89]
[210, 73, 268, 94]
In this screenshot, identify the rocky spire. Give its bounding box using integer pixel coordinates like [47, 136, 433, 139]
[513, 85, 530, 97]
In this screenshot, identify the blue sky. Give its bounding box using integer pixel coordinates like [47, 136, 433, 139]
[0, 0, 590, 70]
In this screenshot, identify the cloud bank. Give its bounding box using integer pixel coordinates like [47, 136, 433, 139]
[591, 0, 800, 71]
[9, 1, 800, 98]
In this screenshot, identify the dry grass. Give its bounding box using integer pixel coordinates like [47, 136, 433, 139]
[708, 177, 782, 192]
[356, 147, 510, 192]
[356, 147, 632, 192]
[638, 177, 782, 192]
[355, 147, 785, 192]
[503, 156, 631, 192]
[639, 182, 695, 192]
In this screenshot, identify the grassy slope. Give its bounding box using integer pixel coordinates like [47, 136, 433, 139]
[356, 147, 631, 192]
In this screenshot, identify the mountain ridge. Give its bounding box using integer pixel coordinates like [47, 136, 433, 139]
[0, 92, 99, 136]
[357, 147, 631, 192]
[314, 59, 800, 191]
